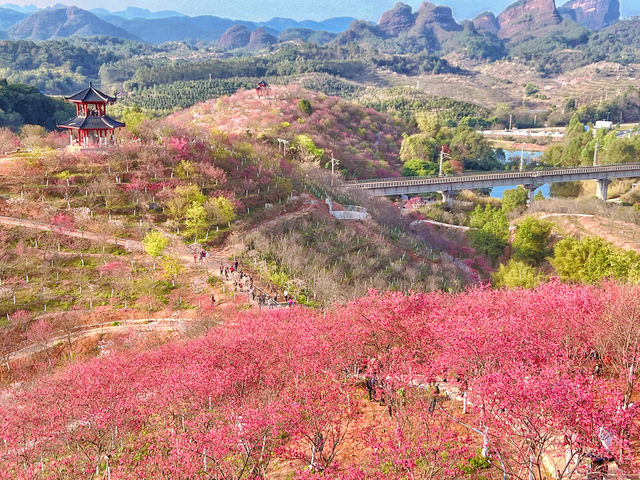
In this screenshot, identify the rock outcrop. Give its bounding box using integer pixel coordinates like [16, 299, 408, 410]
[218, 24, 251, 49]
[247, 27, 277, 50]
[414, 2, 462, 33]
[558, 0, 620, 30]
[473, 11, 500, 35]
[378, 2, 415, 36]
[497, 0, 562, 39]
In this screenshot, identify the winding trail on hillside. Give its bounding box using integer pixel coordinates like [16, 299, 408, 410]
[0, 215, 279, 305]
[5, 317, 189, 364]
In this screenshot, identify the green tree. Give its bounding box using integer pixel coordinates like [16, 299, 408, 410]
[207, 196, 236, 226]
[449, 126, 499, 170]
[550, 236, 639, 283]
[295, 134, 324, 161]
[512, 216, 553, 265]
[174, 160, 197, 179]
[161, 255, 183, 287]
[185, 202, 208, 240]
[492, 260, 543, 289]
[120, 105, 148, 136]
[399, 133, 438, 176]
[468, 204, 509, 261]
[415, 111, 441, 137]
[502, 187, 529, 214]
[166, 185, 207, 221]
[297, 98, 313, 115]
[142, 231, 169, 257]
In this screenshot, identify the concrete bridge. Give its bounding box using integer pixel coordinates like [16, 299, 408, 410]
[346, 164, 640, 206]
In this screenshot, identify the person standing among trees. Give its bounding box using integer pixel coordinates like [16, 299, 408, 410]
[365, 358, 379, 401]
[427, 381, 440, 412]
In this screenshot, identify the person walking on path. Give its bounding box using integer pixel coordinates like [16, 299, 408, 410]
[211, 293, 215, 305]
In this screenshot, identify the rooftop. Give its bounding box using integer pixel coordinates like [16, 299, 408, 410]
[65, 82, 117, 104]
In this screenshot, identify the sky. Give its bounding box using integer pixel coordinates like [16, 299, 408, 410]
[3, 0, 639, 22]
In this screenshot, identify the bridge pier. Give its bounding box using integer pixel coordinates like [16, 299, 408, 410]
[596, 179, 610, 201]
[440, 190, 456, 208]
[525, 185, 537, 206]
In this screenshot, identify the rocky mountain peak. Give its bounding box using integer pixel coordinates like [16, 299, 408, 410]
[378, 2, 416, 36]
[473, 11, 500, 35]
[415, 2, 462, 32]
[497, 0, 562, 39]
[559, 0, 620, 30]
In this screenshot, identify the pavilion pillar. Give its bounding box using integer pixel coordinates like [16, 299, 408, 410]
[596, 179, 610, 201]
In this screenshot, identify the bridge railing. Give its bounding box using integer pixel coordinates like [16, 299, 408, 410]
[345, 163, 640, 188]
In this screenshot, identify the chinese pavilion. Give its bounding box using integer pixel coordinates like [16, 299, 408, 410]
[58, 82, 125, 147]
[255, 80, 271, 98]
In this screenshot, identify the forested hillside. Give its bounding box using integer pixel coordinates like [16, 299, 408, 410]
[0, 79, 74, 129]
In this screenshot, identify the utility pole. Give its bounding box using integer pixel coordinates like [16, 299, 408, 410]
[439, 147, 450, 177]
[519, 144, 525, 171]
[509, 114, 513, 131]
[330, 153, 339, 186]
[593, 140, 599, 167]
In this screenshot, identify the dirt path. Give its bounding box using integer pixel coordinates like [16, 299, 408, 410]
[5, 317, 188, 364]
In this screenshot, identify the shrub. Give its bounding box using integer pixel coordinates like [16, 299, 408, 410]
[143, 231, 169, 257]
[512, 216, 553, 266]
[492, 260, 544, 289]
[297, 98, 313, 116]
[502, 187, 528, 214]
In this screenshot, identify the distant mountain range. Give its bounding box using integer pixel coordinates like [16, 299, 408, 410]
[0, 3, 356, 44]
[0, 0, 625, 46]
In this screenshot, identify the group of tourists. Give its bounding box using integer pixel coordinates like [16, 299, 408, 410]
[193, 249, 209, 263]
[361, 356, 441, 414]
[210, 258, 296, 310]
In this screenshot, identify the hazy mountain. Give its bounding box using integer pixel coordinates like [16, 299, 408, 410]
[0, 6, 27, 30]
[8, 6, 139, 40]
[93, 6, 184, 19]
[218, 24, 251, 49]
[259, 16, 355, 33]
[277, 27, 336, 44]
[0, 3, 38, 14]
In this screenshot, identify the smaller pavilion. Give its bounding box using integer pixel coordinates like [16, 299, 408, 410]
[255, 80, 271, 98]
[58, 82, 125, 147]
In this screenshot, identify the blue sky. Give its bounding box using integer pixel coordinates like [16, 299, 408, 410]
[3, 0, 639, 22]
